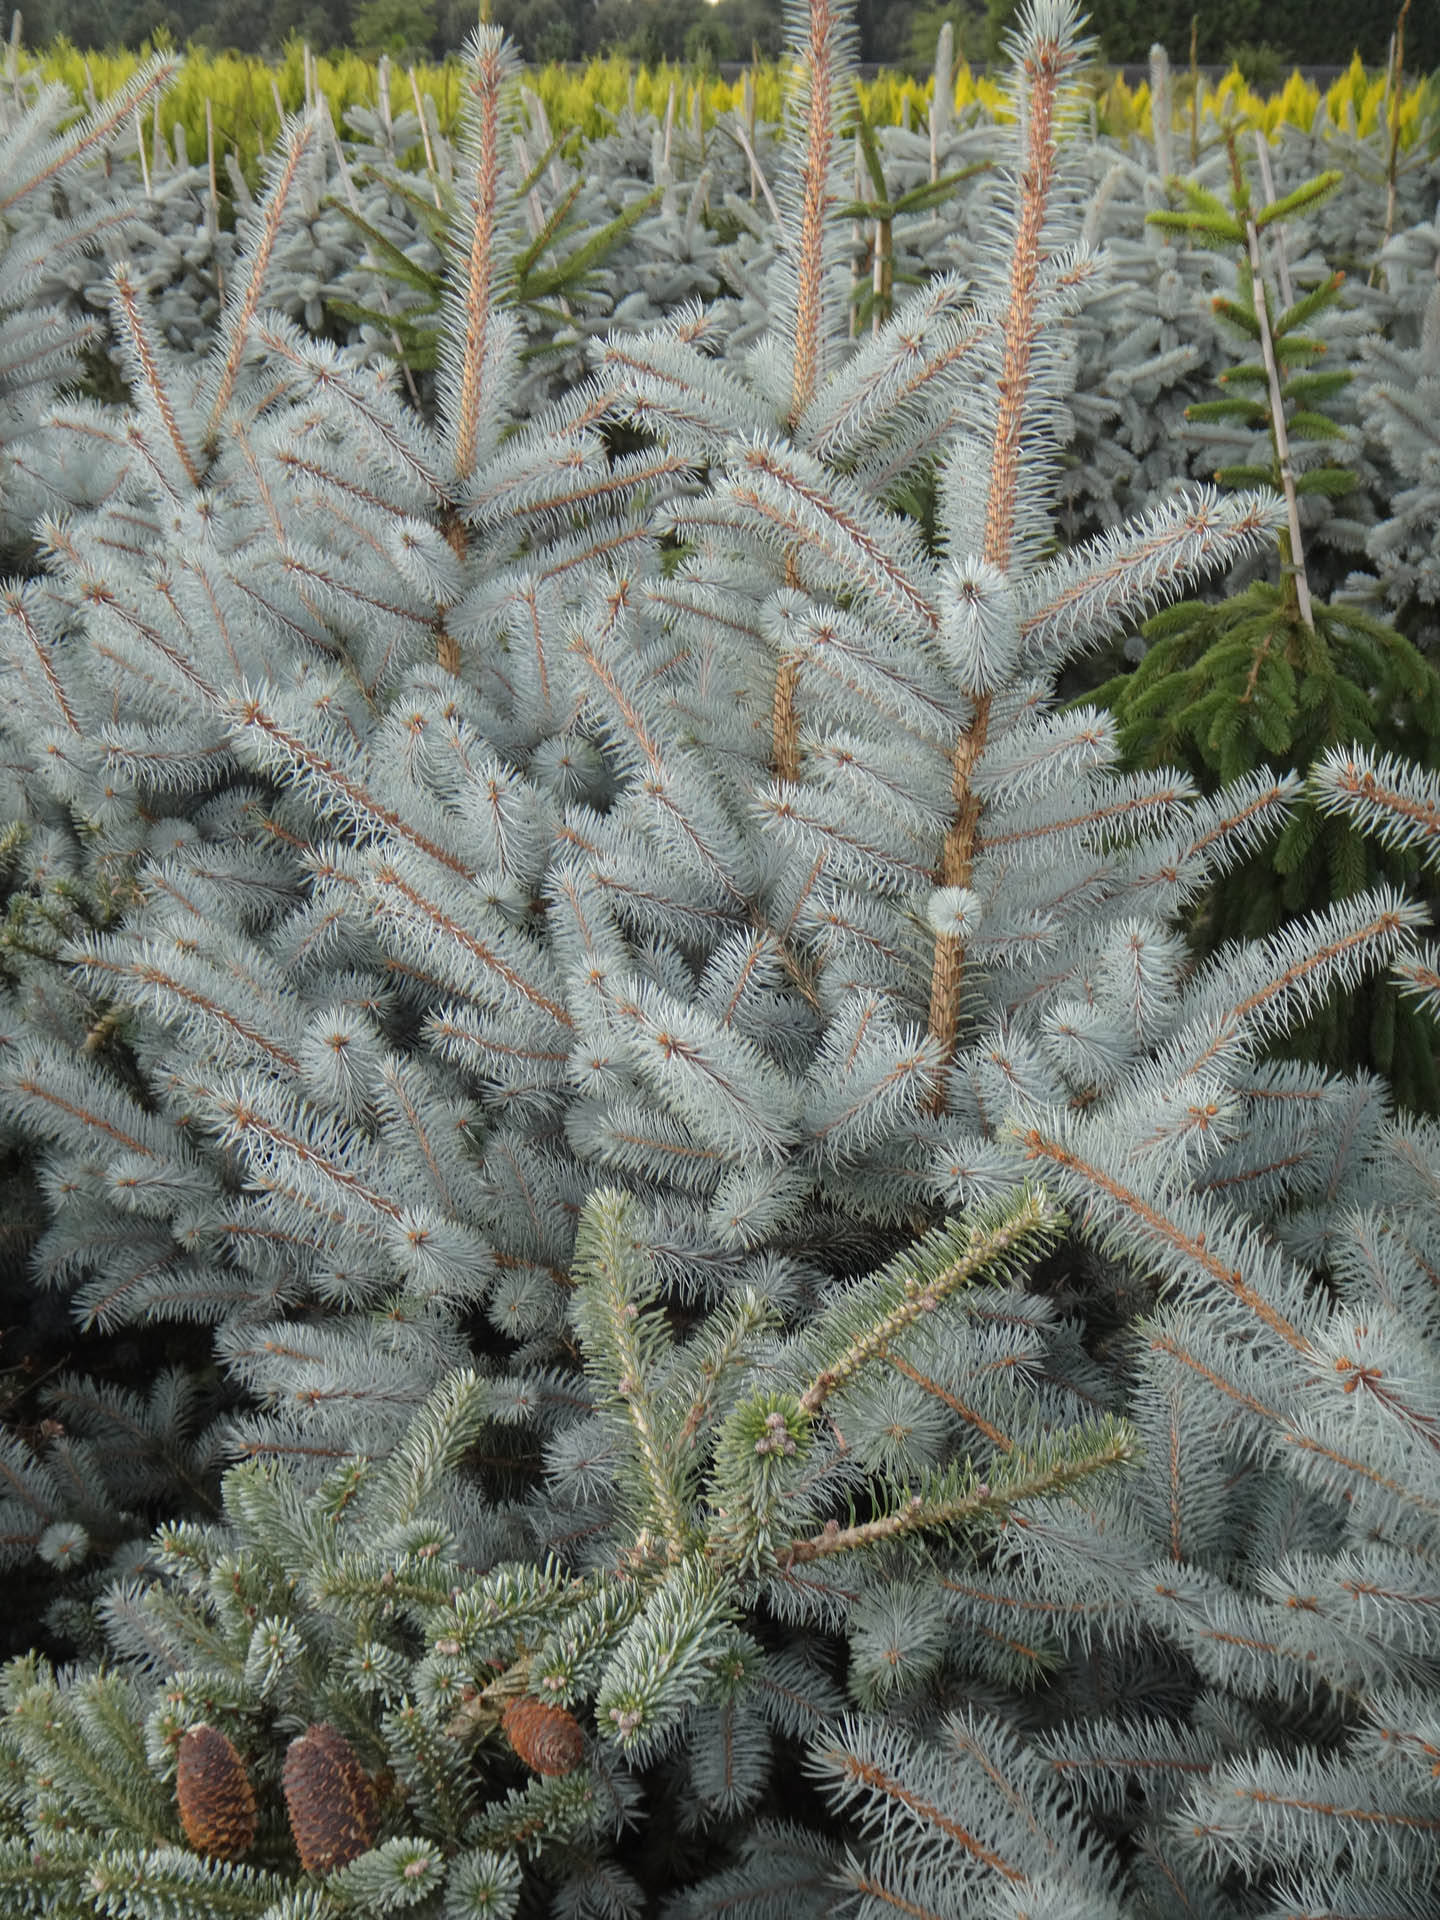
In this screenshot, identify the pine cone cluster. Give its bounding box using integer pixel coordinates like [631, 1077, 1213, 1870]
[175, 1725, 257, 1860]
[501, 1696, 586, 1776]
[282, 1722, 379, 1872]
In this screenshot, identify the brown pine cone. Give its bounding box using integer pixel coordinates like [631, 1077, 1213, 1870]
[175, 1724, 257, 1860]
[282, 1722, 378, 1873]
[501, 1696, 586, 1777]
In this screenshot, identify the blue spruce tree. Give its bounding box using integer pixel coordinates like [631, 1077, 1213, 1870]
[1, 5, 1439, 1917]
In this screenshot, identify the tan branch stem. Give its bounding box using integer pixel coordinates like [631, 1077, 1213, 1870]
[779, 1430, 1133, 1566]
[925, 35, 1072, 1098]
[798, 1192, 1056, 1415]
[452, 37, 505, 485]
[774, 0, 839, 781]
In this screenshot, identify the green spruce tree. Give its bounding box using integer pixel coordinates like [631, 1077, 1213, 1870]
[1092, 126, 1440, 1107]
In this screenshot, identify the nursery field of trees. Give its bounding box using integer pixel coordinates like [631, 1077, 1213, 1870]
[1, 3, 1439, 1917]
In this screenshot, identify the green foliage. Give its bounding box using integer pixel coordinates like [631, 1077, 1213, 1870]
[325, 150, 663, 386]
[983, 0, 1439, 68]
[907, 4, 992, 65]
[842, 80, 989, 330]
[1093, 135, 1440, 1108]
[352, 0, 437, 59]
[1095, 593, 1440, 1080]
[0, 1376, 618, 1911]
[0, 1198, 1134, 1912]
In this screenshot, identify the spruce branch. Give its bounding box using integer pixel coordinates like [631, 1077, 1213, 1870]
[85, 1845, 292, 1916]
[886, 1348, 1017, 1453]
[4, 1661, 177, 1845]
[225, 694, 471, 877]
[721, 442, 940, 646]
[0, 49, 174, 216]
[571, 1189, 694, 1563]
[673, 1291, 777, 1448]
[465, 1769, 601, 1858]
[70, 936, 303, 1076]
[1018, 1122, 1312, 1354]
[1172, 890, 1428, 1084]
[1310, 748, 1440, 869]
[203, 1074, 406, 1234]
[785, 0, 842, 432]
[357, 1369, 492, 1532]
[593, 1554, 736, 1758]
[926, 12, 1081, 1092]
[202, 110, 322, 449]
[590, 331, 773, 452]
[772, 0, 854, 784]
[778, 1421, 1135, 1565]
[43, 520, 220, 707]
[366, 857, 574, 1028]
[798, 1191, 1062, 1415]
[248, 316, 444, 498]
[108, 264, 203, 492]
[449, 26, 512, 489]
[0, 582, 83, 735]
[813, 1714, 1031, 1887]
[799, 274, 983, 469]
[1021, 489, 1285, 668]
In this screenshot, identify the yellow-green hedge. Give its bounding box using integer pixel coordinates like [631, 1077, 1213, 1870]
[16, 39, 1435, 189]
[1094, 52, 1434, 146]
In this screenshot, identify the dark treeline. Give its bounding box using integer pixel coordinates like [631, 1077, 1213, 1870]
[9, 1, 1438, 87]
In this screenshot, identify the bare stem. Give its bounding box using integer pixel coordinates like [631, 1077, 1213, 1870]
[1250, 131, 1293, 309]
[1377, 0, 1412, 284]
[872, 215, 893, 330]
[205, 98, 226, 312]
[1244, 208, 1313, 629]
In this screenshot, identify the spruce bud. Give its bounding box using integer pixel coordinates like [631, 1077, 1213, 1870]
[175, 1724, 257, 1860]
[937, 558, 1019, 691]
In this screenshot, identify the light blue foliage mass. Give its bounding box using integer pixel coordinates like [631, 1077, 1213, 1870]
[0, 5, 1439, 1918]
